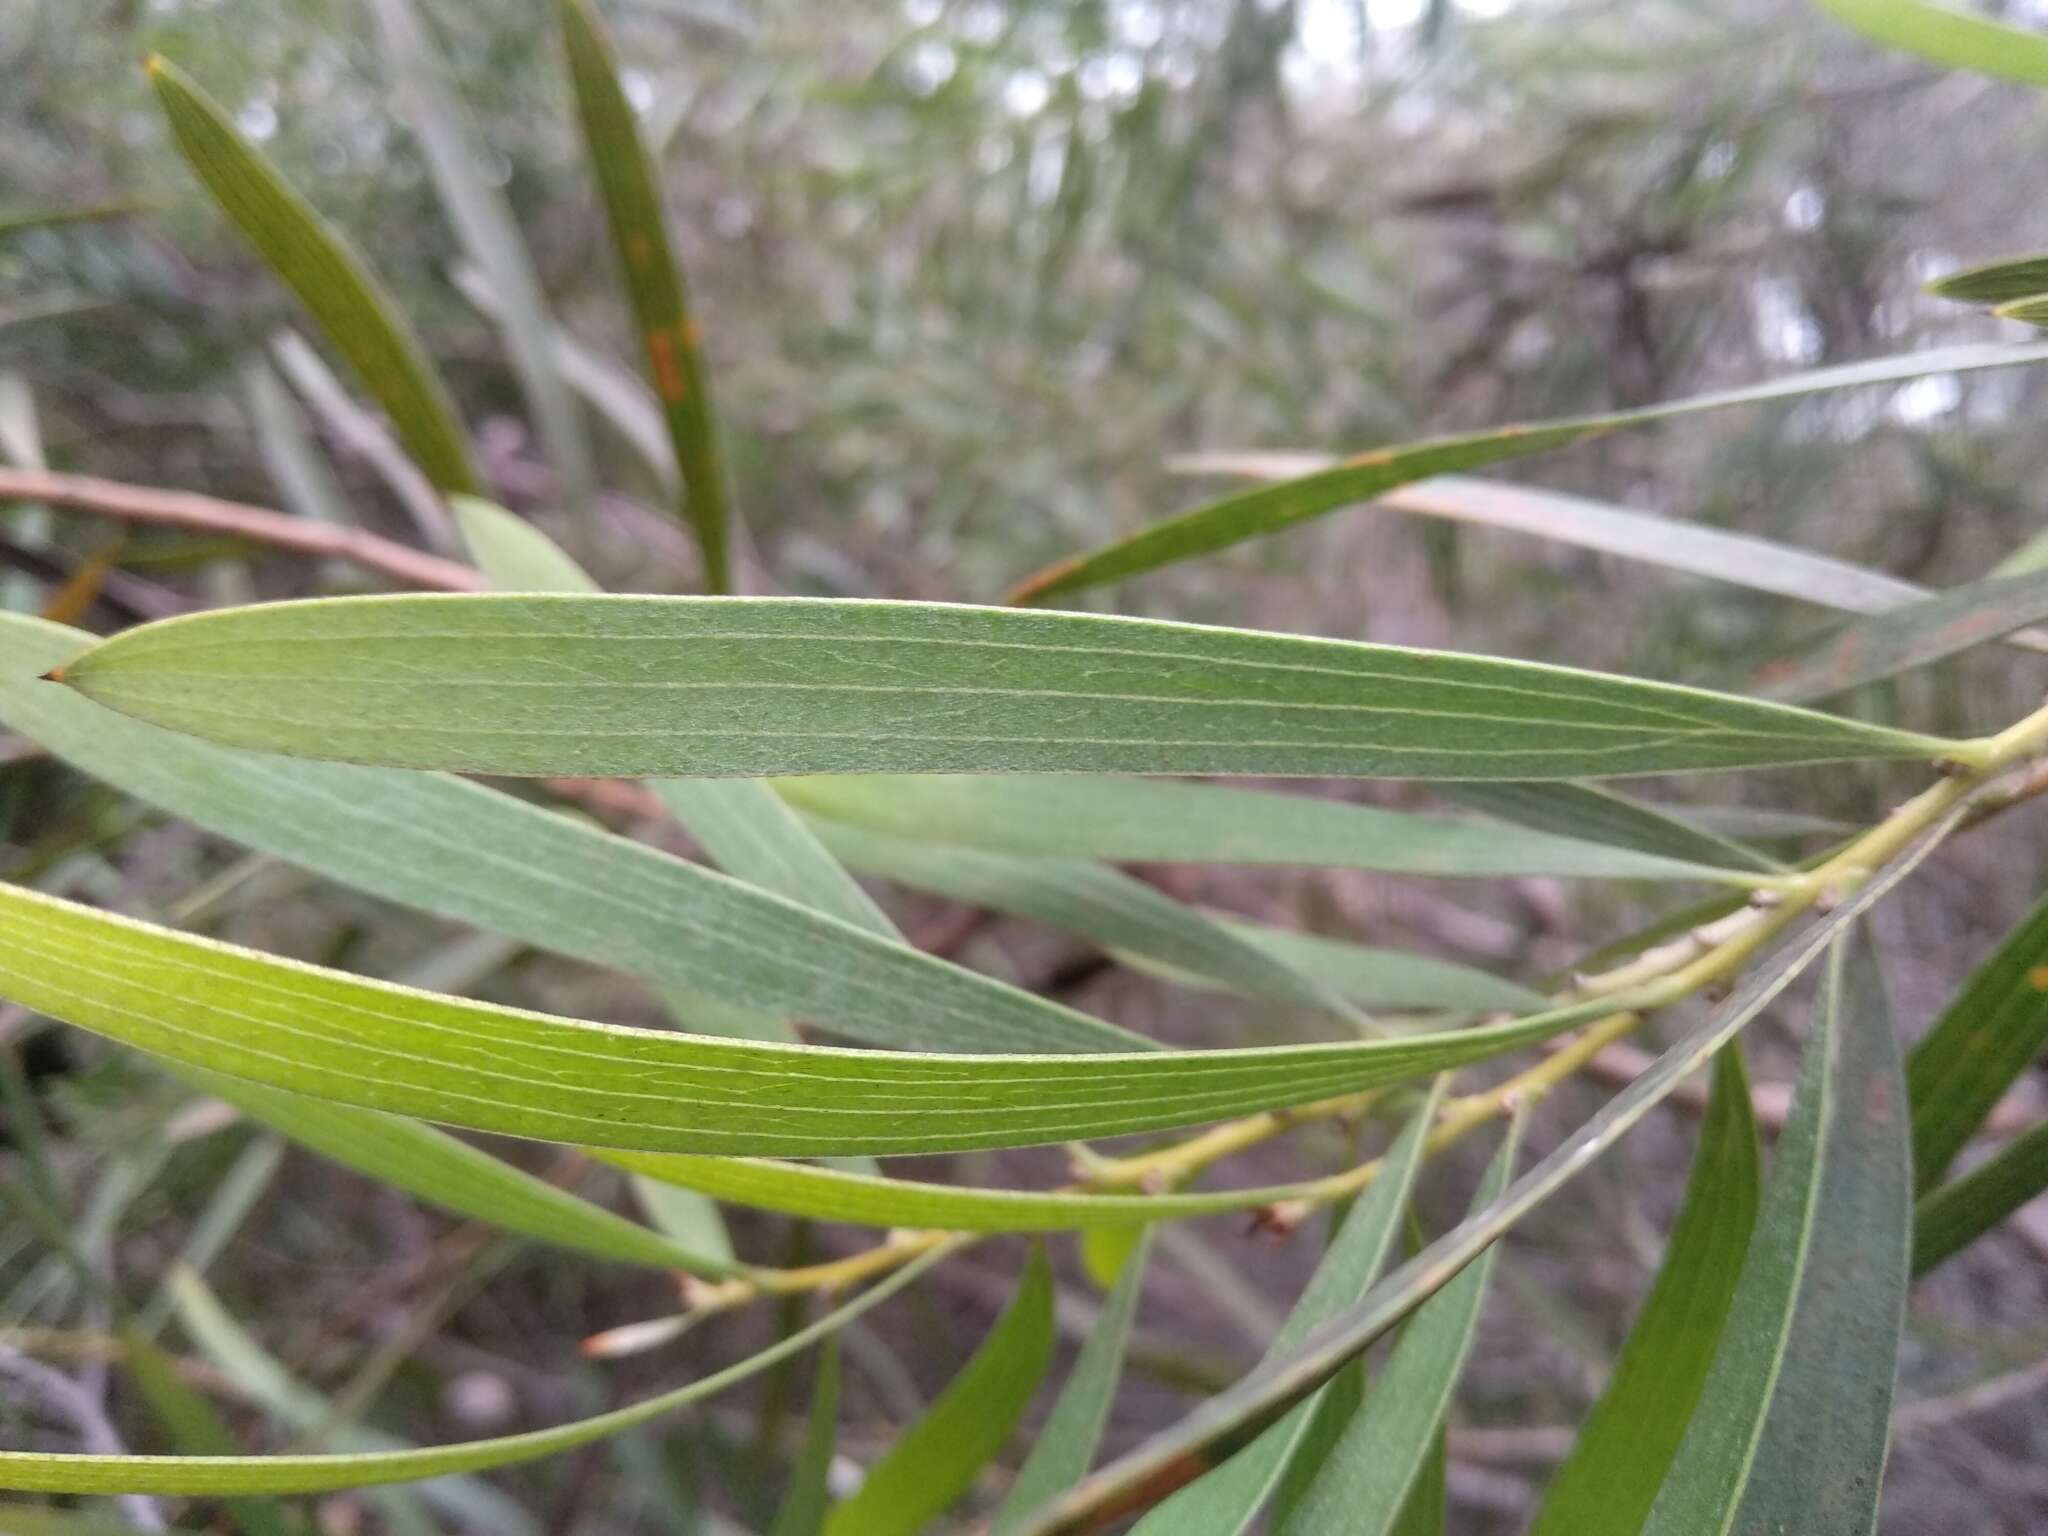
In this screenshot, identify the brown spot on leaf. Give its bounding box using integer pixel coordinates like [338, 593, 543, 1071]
[2027, 964, 2048, 991]
[626, 233, 653, 270]
[647, 327, 687, 403]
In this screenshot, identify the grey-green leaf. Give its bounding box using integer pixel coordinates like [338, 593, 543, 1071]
[1640, 939, 1909, 1536]
[1913, 1119, 2048, 1275]
[770, 1339, 840, 1536]
[1276, 1121, 1521, 1536]
[57, 595, 1953, 782]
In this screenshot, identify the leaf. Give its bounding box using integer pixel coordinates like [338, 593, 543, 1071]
[1170, 465, 1933, 618]
[1526, 1046, 1762, 1536]
[557, 0, 732, 591]
[0, 613, 1134, 1057]
[769, 1339, 840, 1536]
[0, 202, 144, 238]
[1005, 826, 1947, 1536]
[823, 1246, 1055, 1536]
[1275, 1121, 1521, 1536]
[1748, 567, 2048, 701]
[1121, 1086, 1444, 1536]
[449, 491, 898, 942]
[1906, 890, 2048, 1187]
[1193, 920, 1545, 1014]
[1928, 253, 2048, 307]
[0, 879, 1628, 1157]
[57, 595, 1953, 782]
[146, 57, 477, 496]
[177, 1065, 732, 1273]
[165, 1267, 535, 1532]
[239, 356, 357, 564]
[369, 0, 594, 509]
[807, 818, 1361, 1019]
[1010, 342, 2048, 601]
[629, 1174, 735, 1267]
[603, 1122, 1462, 1231]
[991, 1231, 1152, 1536]
[785, 774, 1766, 883]
[1386, 1431, 1444, 1536]
[1814, 0, 2048, 87]
[0, 1243, 957, 1497]
[451, 497, 600, 592]
[1912, 1118, 2048, 1274]
[1640, 939, 1910, 1536]
[1440, 781, 1782, 874]
[1996, 293, 2048, 327]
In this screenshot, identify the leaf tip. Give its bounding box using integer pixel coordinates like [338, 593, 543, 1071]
[1004, 557, 1080, 607]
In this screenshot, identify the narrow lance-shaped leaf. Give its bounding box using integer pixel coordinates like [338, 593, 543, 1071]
[1641, 939, 1909, 1536]
[124, 1328, 306, 1536]
[451, 497, 899, 941]
[1170, 464, 1939, 620]
[1005, 824, 1948, 1536]
[369, 0, 594, 508]
[1439, 780, 1782, 874]
[1276, 1119, 1522, 1536]
[1912, 1118, 2048, 1275]
[823, 1246, 1055, 1536]
[0, 1241, 958, 1498]
[0, 612, 1135, 1057]
[1906, 888, 2048, 1188]
[54, 594, 1954, 782]
[0, 879, 1628, 1157]
[807, 817, 1361, 1020]
[769, 1339, 840, 1536]
[1167, 919, 1545, 1014]
[1814, 0, 2048, 87]
[557, 0, 733, 591]
[1526, 1045, 1762, 1536]
[1123, 1085, 1445, 1536]
[991, 1231, 1153, 1536]
[1746, 566, 2048, 701]
[176, 1065, 734, 1275]
[146, 56, 477, 496]
[1928, 253, 2048, 308]
[785, 773, 1766, 884]
[1009, 342, 2048, 601]
[604, 1125, 1464, 1232]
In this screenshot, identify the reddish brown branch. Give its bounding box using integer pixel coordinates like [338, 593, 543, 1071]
[0, 466, 484, 593]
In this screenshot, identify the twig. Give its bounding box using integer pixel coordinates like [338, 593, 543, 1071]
[0, 466, 484, 593]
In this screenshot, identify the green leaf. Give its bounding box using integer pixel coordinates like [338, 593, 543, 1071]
[0, 1243, 956, 1498]
[823, 1246, 1055, 1536]
[0, 1505, 198, 1535]
[59, 595, 1953, 782]
[1386, 1430, 1444, 1536]
[1440, 781, 1782, 874]
[1010, 343, 2048, 602]
[556, 0, 732, 591]
[1186, 920, 1545, 1014]
[769, 1339, 840, 1536]
[1907, 890, 2048, 1187]
[1641, 939, 1909, 1536]
[603, 1110, 1467, 1231]
[450, 490, 897, 943]
[239, 356, 358, 568]
[1172, 465, 1934, 619]
[1748, 568, 2048, 701]
[1913, 1118, 2048, 1274]
[177, 1066, 731, 1274]
[628, 1174, 735, 1267]
[0, 880, 1635, 1158]
[785, 774, 1766, 883]
[807, 818, 1361, 1019]
[146, 56, 477, 496]
[1928, 253, 2048, 307]
[1995, 293, 2048, 327]
[450, 497, 600, 592]
[1814, 0, 2048, 87]
[1275, 1121, 1521, 1536]
[0, 202, 144, 239]
[1526, 1046, 1762, 1536]
[1122, 1086, 1444, 1536]
[991, 1232, 1152, 1536]
[1006, 828, 1946, 1536]
[0, 613, 1128, 1057]
[369, 0, 594, 508]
